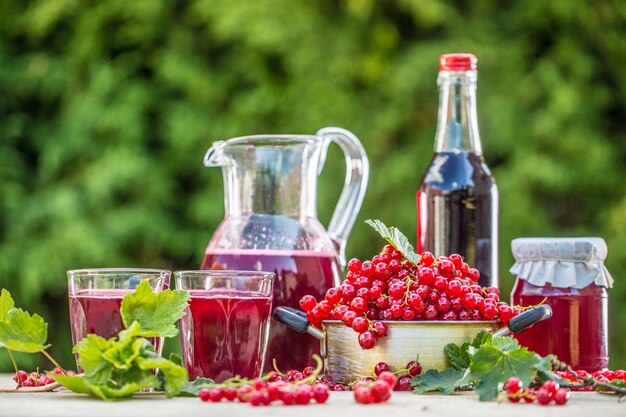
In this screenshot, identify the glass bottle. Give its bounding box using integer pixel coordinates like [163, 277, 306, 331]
[417, 53, 499, 288]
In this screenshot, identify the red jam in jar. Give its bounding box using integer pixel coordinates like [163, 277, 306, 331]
[510, 238, 612, 372]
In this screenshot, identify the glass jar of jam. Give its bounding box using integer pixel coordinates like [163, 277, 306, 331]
[510, 238, 613, 372]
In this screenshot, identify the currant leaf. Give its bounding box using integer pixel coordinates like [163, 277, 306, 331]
[411, 368, 472, 394]
[50, 373, 154, 401]
[136, 354, 188, 397]
[179, 377, 216, 397]
[73, 334, 114, 384]
[445, 341, 472, 370]
[0, 308, 49, 353]
[365, 219, 421, 264]
[120, 281, 190, 338]
[469, 342, 549, 401]
[0, 289, 15, 322]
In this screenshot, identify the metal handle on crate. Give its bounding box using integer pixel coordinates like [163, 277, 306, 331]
[492, 304, 552, 337]
[272, 306, 325, 340]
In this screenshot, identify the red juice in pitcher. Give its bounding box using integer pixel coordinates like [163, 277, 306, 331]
[179, 290, 272, 382]
[69, 289, 162, 351]
[202, 249, 340, 371]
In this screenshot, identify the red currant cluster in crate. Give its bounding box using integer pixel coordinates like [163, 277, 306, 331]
[300, 246, 521, 349]
[353, 371, 397, 404]
[13, 368, 70, 387]
[504, 378, 570, 405]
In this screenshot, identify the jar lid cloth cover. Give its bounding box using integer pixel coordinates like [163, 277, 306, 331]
[510, 237, 613, 289]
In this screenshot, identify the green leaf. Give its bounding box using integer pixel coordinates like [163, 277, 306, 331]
[50, 373, 153, 401]
[0, 308, 49, 353]
[102, 323, 149, 370]
[179, 377, 216, 397]
[445, 341, 472, 370]
[120, 281, 190, 338]
[470, 344, 547, 401]
[471, 330, 493, 349]
[411, 368, 471, 394]
[169, 353, 184, 367]
[73, 335, 113, 384]
[136, 354, 188, 397]
[596, 379, 626, 391]
[0, 289, 15, 322]
[365, 219, 421, 264]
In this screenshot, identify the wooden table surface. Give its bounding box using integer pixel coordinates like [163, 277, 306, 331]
[0, 374, 624, 417]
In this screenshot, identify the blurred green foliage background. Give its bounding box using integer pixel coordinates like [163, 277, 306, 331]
[1, 0, 625, 372]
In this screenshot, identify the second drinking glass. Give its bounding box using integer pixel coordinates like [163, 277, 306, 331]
[175, 270, 275, 382]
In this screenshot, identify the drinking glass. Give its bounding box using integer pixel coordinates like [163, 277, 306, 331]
[175, 270, 275, 382]
[67, 268, 171, 364]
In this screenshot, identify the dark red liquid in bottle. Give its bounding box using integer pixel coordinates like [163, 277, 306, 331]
[69, 290, 162, 352]
[179, 290, 272, 382]
[417, 150, 497, 287]
[202, 250, 340, 372]
[511, 280, 608, 372]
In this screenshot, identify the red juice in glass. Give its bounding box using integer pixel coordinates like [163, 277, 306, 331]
[69, 289, 162, 352]
[179, 290, 272, 382]
[201, 249, 340, 372]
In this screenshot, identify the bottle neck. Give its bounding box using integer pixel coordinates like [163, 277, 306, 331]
[434, 71, 482, 154]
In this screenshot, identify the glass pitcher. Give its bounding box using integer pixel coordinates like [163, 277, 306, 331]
[201, 127, 369, 372]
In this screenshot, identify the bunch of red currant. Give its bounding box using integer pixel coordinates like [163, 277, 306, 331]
[353, 371, 397, 404]
[373, 358, 422, 391]
[300, 246, 521, 349]
[504, 378, 570, 405]
[553, 369, 626, 391]
[198, 359, 331, 406]
[13, 368, 71, 387]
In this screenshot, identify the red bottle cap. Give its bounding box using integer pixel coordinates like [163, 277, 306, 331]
[439, 53, 478, 72]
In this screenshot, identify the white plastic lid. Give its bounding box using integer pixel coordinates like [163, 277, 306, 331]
[509, 237, 613, 289]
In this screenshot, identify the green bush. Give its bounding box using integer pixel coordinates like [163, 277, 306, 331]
[1, 0, 625, 371]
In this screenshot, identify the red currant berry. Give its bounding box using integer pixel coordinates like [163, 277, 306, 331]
[504, 377, 523, 394]
[343, 310, 358, 326]
[224, 386, 237, 401]
[361, 261, 375, 277]
[312, 384, 330, 403]
[371, 380, 392, 403]
[436, 297, 451, 313]
[350, 297, 367, 314]
[325, 288, 341, 305]
[433, 277, 448, 291]
[401, 307, 416, 320]
[424, 304, 438, 320]
[352, 317, 369, 333]
[348, 258, 362, 272]
[462, 293, 477, 310]
[418, 267, 435, 285]
[467, 268, 480, 282]
[374, 362, 390, 376]
[373, 321, 388, 337]
[441, 310, 458, 321]
[458, 309, 472, 320]
[377, 371, 397, 388]
[554, 388, 570, 405]
[406, 360, 422, 377]
[299, 295, 317, 312]
[359, 331, 377, 349]
[536, 388, 552, 405]
[541, 380, 559, 396]
[395, 375, 412, 391]
[420, 252, 435, 266]
[354, 386, 373, 404]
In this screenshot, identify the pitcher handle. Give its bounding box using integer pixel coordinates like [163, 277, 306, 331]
[316, 127, 369, 267]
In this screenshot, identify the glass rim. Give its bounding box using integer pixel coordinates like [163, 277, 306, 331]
[174, 270, 275, 280]
[67, 268, 171, 277]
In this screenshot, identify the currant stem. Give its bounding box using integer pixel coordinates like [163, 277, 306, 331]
[41, 350, 64, 373]
[7, 349, 21, 387]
